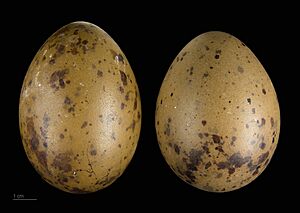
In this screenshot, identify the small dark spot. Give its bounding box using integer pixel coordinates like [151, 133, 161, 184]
[59, 133, 64, 139]
[229, 100, 231, 103]
[82, 40, 88, 45]
[170, 93, 173, 97]
[121, 103, 125, 110]
[133, 98, 137, 110]
[49, 58, 56, 65]
[119, 86, 124, 94]
[262, 88, 266, 95]
[259, 142, 266, 150]
[118, 144, 121, 148]
[215, 55, 220, 59]
[202, 145, 209, 154]
[160, 99, 163, 105]
[203, 72, 209, 78]
[68, 107, 75, 113]
[238, 66, 244, 73]
[228, 167, 235, 175]
[97, 70, 103, 77]
[119, 70, 127, 86]
[198, 133, 203, 139]
[202, 120, 207, 126]
[56, 44, 65, 54]
[204, 133, 209, 137]
[205, 162, 212, 169]
[252, 166, 261, 176]
[215, 145, 224, 152]
[174, 144, 180, 155]
[258, 118, 266, 127]
[81, 121, 88, 129]
[231, 136, 237, 145]
[212, 134, 221, 144]
[270, 117, 275, 128]
[64, 97, 71, 105]
[241, 42, 246, 46]
[247, 98, 251, 104]
[205, 45, 209, 51]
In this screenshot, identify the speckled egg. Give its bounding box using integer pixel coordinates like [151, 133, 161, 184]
[19, 22, 141, 193]
[155, 31, 280, 192]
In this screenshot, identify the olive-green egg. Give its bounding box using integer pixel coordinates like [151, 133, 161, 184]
[19, 22, 141, 193]
[155, 31, 280, 192]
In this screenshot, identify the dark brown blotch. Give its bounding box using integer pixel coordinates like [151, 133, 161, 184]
[52, 152, 72, 172]
[229, 153, 251, 168]
[212, 134, 221, 144]
[174, 144, 180, 155]
[49, 69, 69, 91]
[202, 120, 207, 126]
[262, 88, 266, 95]
[81, 121, 88, 129]
[259, 142, 266, 150]
[119, 70, 127, 86]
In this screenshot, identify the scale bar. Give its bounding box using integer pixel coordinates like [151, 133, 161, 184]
[12, 198, 37, 201]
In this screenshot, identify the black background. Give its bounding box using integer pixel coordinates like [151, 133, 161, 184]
[4, 2, 298, 209]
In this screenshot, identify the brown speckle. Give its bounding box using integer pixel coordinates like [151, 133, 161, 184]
[198, 133, 203, 139]
[121, 103, 125, 110]
[90, 147, 97, 156]
[238, 66, 244, 73]
[81, 121, 88, 129]
[205, 162, 212, 169]
[49, 58, 56, 65]
[262, 88, 266, 95]
[119, 70, 127, 86]
[174, 144, 180, 155]
[270, 117, 275, 128]
[49, 69, 69, 91]
[202, 120, 207, 126]
[247, 98, 251, 104]
[59, 133, 64, 139]
[133, 98, 137, 110]
[56, 44, 65, 54]
[231, 136, 237, 145]
[64, 97, 71, 105]
[119, 86, 124, 94]
[215, 55, 220, 59]
[259, 142, 266, 149]
[212, 135, 221, 144]
[97, 70, 103, 77]
[258, 118, 266, 127]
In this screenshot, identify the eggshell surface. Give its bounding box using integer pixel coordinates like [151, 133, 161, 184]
[155, 31, 280, 192]
[19, 22, 141, 193]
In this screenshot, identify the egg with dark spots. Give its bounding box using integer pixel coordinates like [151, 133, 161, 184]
[155, 31, 280, 192]
[19, 22, 141, 193]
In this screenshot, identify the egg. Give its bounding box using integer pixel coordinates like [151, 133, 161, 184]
[155, 31, 280, 192]
[19, 22, 141, 193]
